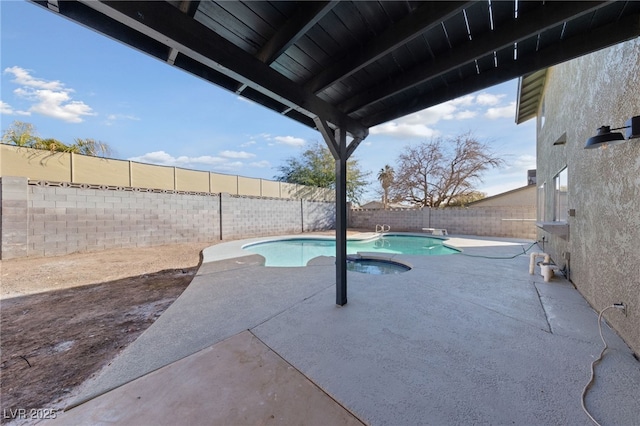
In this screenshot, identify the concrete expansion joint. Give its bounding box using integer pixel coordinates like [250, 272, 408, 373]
[251, 283, 335, 332]
[196, 263, 260, 277]
[534, 283, 554, 334]
[247, 330, 367, 425]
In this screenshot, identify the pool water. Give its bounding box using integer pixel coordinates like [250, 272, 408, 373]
[346, 259, 411, 274]
[243, 235, 458, 267]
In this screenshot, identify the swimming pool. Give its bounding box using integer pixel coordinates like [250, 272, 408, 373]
[243, 234, 459, 267]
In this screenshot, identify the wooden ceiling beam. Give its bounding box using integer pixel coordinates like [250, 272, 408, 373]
[256, 1, 338, 65]
[341, 1, 609, 115]
[363, 11, 640, 128]
[304, 1, 471, 94]
[77, 0, 368, 139]
[177, 0, 199, 17]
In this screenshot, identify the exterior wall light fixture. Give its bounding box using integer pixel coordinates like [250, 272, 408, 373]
[584, 115, 640, 149]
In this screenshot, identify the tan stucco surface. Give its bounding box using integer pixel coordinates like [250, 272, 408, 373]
[469, 185, 536, 207]
[535, 37, 640, 354]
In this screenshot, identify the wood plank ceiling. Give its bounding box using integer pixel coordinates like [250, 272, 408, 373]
[35, 1, 640, 139]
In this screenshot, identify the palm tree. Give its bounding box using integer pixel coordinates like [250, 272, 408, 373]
[2, 120, 112, 157]
[1, 121, 38, 147]
[32, 137, 70, 152]
[377, 165, 394, 209]
[69, 138, 113, 157]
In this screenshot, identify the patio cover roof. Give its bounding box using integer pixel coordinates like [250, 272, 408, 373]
[34, 1, 640, 139]
[32, 0, 640, 305]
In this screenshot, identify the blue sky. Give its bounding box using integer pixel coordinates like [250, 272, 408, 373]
[1, 1, 536, 200]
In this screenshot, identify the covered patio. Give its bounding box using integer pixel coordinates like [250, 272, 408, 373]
[30, 1, 640, 423]
[31, 0, 640, 306]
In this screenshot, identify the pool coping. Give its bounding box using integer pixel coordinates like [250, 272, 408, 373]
[202, 231, 453, 267]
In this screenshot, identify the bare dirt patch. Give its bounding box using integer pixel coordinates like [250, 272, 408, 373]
[0, 242, 211, 423]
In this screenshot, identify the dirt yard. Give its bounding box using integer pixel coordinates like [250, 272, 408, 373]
[0, 242, 211, 424]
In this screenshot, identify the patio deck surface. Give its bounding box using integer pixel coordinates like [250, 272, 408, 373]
[53, 234, 639, 425]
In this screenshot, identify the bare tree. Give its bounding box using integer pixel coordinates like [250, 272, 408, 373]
[447, 190, 487, 207]
[389, 133, 502, 208]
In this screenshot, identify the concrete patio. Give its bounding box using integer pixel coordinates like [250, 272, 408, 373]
[53, 234, 639, 425]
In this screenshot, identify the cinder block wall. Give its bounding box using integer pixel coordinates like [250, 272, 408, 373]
[220, 194, 317, 240]
[303, 200, 336, 231]
[1, 177, 29, 258]
[350, 207, 536, 239]
[0, 178, 335, 259]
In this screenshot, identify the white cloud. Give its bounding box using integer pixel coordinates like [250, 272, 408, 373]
[4, 66, 96, 123]
[1, 100, 14, 115]
[26, 89, 95, 123]
[127, 150, 269, 174]
[420, 103, 457, 124]
[249, 160, 270, 168]
[455, 110, 477, 120]
[187, 155, 229, 165]
[370, 121, 438, 139]
[449, 94, 475, 107]
[236, 96, 255, 105]
[221, 161, 243, 171]
[476, 93, 505, 106]
[485, 102, 516, 119]
[0, 100, 29, 116]
[219, 150, 255, 159]
[369, 93, 489, 139]
[506, 154, 536, 170]
[274, 135, 305, 147]
[106, 113, 140, 122]
[5, 66, 64, 90]
[128, 151, 227, 167]
[482, 182, 524, 197]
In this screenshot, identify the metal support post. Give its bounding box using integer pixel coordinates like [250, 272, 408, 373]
[334, 127, 348, 305]
[313, 116, 367, 306]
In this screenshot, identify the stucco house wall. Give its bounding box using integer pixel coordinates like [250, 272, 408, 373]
[532, 38, 640, 355]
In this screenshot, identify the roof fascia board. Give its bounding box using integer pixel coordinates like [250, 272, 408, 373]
[516, 70, 547, 123]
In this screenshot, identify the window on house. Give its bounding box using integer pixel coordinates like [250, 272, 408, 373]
[554, 168, 568, 222]
[537, 183, 545, 221]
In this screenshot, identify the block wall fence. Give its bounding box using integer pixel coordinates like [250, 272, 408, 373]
[1, 176, 537, 260]
[349, 206, 537, 239]
[1, 177, 335, 260]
